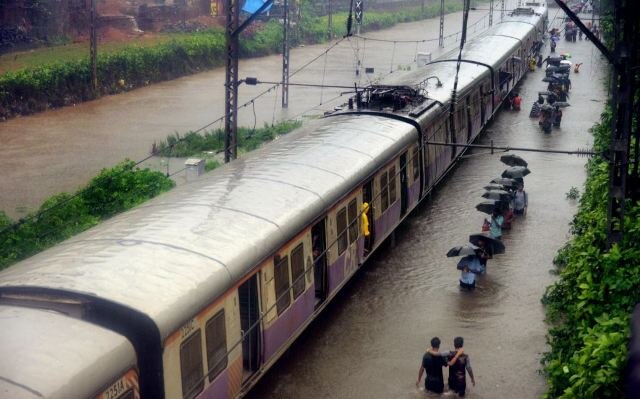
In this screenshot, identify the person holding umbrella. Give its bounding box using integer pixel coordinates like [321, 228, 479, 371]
[513, 184, 528, 216]
[474, 238, 493, 273]
[487, 208, 504, 240]
[456, 252, 484, 290]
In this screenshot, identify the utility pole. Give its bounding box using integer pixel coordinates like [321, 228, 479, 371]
[355, 0, 363, 35]
[90, 0, 98, 95]
[489, 0, 493, 26]
[501, 0, 505, 21]
[224, 0, 240, 162]
[606, 0, 637, 245]
[354, 0, 363, 76]
[282, 0, 290, 108]
[439, 0, 445, 48]
[553, 0, 639, 246]
[224, 0, 274, 162]
[328, 0, 333, 39]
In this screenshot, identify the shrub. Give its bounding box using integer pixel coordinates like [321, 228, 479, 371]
[541, 104, 640, 397]
[0, 160, 174, 270]
[0, 0, 477, 119]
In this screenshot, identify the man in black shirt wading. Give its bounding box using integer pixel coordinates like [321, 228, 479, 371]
[416, 337, 463, 394]
[448, 336, 476, 397]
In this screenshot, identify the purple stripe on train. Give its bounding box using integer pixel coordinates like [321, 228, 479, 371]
[327, 237, 365, 295]
[327, 255, 346, 294]
[408, 179, 420, 207]
[196, 369, 229, 399]
[373, 200, 402, 244]
[263, 286, 315, 362]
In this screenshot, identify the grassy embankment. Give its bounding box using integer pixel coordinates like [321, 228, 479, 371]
[541, 105, 640, 398]
[0, 0, 473, 119]
[0, 119, 301, 271]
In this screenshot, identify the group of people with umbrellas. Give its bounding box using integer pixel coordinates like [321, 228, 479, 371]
[530, 52, 573, 133]
[447, 154, 530, 290]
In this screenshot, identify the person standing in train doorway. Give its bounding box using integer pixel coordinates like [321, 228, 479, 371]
[448, 337, 475, 397]
[416, 337, 464, 393]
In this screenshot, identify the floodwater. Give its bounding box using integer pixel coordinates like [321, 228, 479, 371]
[245, 15, 608, 399]
[0, 5, 609, 398]
[1, 4, 502, 217]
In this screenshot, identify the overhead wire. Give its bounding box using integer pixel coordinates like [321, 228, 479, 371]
[0, 3, 502, 245]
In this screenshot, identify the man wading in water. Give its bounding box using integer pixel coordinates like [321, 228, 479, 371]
[448, 337, 475, 397]
[416, 337, 463, 393]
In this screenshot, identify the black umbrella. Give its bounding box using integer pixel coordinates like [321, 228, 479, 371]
[500, 154, 528, 167]
[456, 255, 477, 270]
[469, 233, 506, 255]
[484, 184, 507, 191]
[476, 200, 503, 215]
[447, 245, 477, 258]
[502, 166, 531, 179]
[491, 177, 518, 187]
[482, 190, 511, 202]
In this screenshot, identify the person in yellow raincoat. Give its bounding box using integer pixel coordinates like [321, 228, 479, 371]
[361, 202, 371, 237]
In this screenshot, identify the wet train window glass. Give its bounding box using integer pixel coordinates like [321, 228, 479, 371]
[117, 390, 134, 399]
[389, 166, 396, 204]
[412, 147, 419, 181]
[205, 310, 227, 382]
[337, 208, 348, 255]
[274, 255, 291, 315]
[180, 330, 203, 399]
[291, 244, 306, 299]
[347, 198, 358, 244]
[380, 172, 389, 212]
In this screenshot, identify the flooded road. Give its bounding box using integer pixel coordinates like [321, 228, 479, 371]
[245, 19, 608, 399]
[0, 5, 500, 217]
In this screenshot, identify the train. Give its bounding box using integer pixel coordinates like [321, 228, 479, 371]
[0, 4, 547, 399]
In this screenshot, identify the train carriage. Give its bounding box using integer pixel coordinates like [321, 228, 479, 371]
[0, 305, 139, 399]
[0, 4, 547, 399]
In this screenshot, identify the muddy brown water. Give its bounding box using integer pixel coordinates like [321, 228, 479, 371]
[244, 19, 608, 399]
[1, 6, 500, 218]
[0, 6, 608, 398]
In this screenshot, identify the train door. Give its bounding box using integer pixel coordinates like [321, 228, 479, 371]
[466, 96, 472, 142]
[311, 220, 328, 306]
[238, 275, 260, 380]
[480, 84, 486, 126]
[363, 179, 375, 254]
[400, 152, 408, 216]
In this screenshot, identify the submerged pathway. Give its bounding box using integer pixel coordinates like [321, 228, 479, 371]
[245, 24, 608, 399]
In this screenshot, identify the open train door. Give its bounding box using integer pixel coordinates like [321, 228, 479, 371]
[363, 179, 375, 254]
[311, 219, 328, 307]
[239, 275, 261, 380]
[400, 152, 408, 217]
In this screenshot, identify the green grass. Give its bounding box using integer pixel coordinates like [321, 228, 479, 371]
[156, 120, 303, 158]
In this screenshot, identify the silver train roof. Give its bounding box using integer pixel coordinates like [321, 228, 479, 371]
[0, 115, 416, 339]
[0, 305, 135, 399]
[381, 7, 545, 106]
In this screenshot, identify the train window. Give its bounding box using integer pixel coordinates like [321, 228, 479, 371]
[274, 255, 291, 315]
[117, 390, 134, 399]
[291, 244, 305, 299]
[205, 310, 227, 382]
[347, 198, 358, 244]
[180, 330, 204, 399]
[380, 171, 389, 212]
[389, 166, 396, 204]
[412, 147, 419, 181]
[337, 208, 348, 255]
